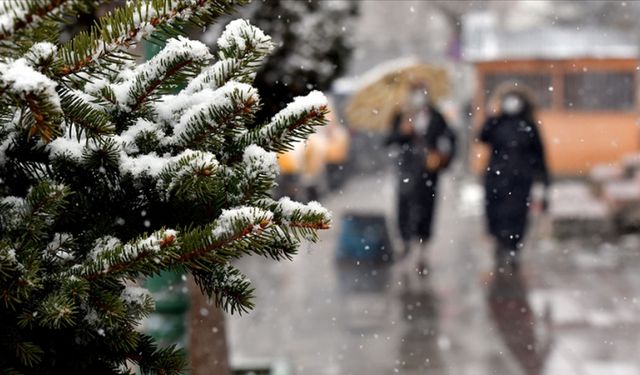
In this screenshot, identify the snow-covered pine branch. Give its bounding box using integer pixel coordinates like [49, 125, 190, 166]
[259, 196, 332, 240]
[224, 144, 279, 206]
[217, 18, 273, 57]
[0, 0, 73, 41]
[157, 149, 221, 201]
[77, 205, 284, 284]
[178, 204, 304, 263]
[241, 144, 278, 180]
[0, 45, 62, 141]
[23, 41, 57, 70]
[43, 232, 75, 265]
[170, 81, 259, 151]
[57, 0, 242, 77]
[79, 228, 179, 280]
[185, 19, 274, 93]
[117, 118, 165, 155]
[240, 90, 329, 151]
[191, 262, 254, 314]
[110, 36, 213, 111]
[58, 87, 114, 138]
[14, 181, 70, 237]
[154, 24, 271, 128]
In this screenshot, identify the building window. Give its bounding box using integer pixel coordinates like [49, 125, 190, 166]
[484, 73, 553, 109]
[564, 72, 635, 111]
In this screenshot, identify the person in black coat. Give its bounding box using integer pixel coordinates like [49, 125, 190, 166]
[479, 87, 550, 272]
[386, 82, 456, 273]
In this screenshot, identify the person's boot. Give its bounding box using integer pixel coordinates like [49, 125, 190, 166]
[415, 241, 429, 277]
[510, 251, 521, 273]
[494, 244, 511, 275]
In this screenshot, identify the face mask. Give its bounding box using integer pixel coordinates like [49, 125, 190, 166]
[501, 94, 523, 115]
[409, 90, 428, 108]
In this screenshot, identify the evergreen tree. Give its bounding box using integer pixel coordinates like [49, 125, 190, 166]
[0, 1, 331, 374]
[203, 0, 358, 122]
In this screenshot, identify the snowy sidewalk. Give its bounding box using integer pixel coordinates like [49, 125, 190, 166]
[228, 171, 640, 375]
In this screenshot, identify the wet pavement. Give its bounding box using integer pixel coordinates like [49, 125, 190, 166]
[228, 170, 640, 375]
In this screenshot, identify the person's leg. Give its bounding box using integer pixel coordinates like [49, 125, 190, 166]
[494, 237, 516, 272]
[510, 242, 524, 272]
[487, 177, 529, 274]
[415, 240, 430, 276]
[397, 190, 413, 257]
[508, 223, 527, 273]
[414, 173, 438, 276]
[504, 181, 532, 273]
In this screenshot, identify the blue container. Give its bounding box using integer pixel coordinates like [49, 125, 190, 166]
[336, 213, 393, 264]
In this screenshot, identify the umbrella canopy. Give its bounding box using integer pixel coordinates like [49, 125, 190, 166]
[344, 63, 449, 132]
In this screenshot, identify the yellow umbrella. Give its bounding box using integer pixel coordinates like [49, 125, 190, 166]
[345, 63, 449, 132]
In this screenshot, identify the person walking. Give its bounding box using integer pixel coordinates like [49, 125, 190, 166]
[479, 86, 550, 272]
[386, 82, 456, 274]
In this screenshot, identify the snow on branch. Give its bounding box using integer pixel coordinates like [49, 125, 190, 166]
[270, 90, 327, 124]
[0, 46, 63, 142]
[171, 81, 259, 148]
[157, 149, 221, 201]
[170, 206, 279, 265]
[210, 206, 273, 240]
[183, 58, 243, 94]
[119, 153, 170, 178]
[154, 88, 218, 125]
[243, 90, 328, 151]
[80, 206, 277, 280]
[0, 195, 26, 231]
[0, 43, 62, 142]
[24, 41, 58, 67]
[47, 136, 84, 161]
[110, 36, 212, 111]
[58, 0, 237, 77]
[44, 233, 75, 264]
[0, 59, 60, 106]
[242, 144, 278, 180]
[5, 181, 72, 244]
[182, 19, 275, 94]
[182, 19, 274, 95]
[80, 228, 179, 279]
[274, 196, 331, 229]
[117, 118, 165, 154]
[120, 285, 152, 306]
[190, 262, 255, 314]
[217, 19, 274, 57]
[58, 87, 114, 138]
[0, 0, 69, 40]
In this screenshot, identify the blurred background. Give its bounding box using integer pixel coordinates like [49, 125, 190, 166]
[219, 1, 640, 375]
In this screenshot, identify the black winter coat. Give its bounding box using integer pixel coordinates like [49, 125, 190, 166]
[480, 113, 549, 250]
[386, 106, 456, 242]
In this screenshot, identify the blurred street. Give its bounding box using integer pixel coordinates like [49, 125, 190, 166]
[229, 170, 640, 375]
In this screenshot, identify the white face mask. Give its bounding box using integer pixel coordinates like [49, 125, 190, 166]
[409, 90, 428, 109]
[501, 94, 524, 115]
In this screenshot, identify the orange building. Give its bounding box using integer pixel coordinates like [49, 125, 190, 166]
[464, 20, 639, 176]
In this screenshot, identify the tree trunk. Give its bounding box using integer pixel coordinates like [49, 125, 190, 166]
[188, 276, 231, 375]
